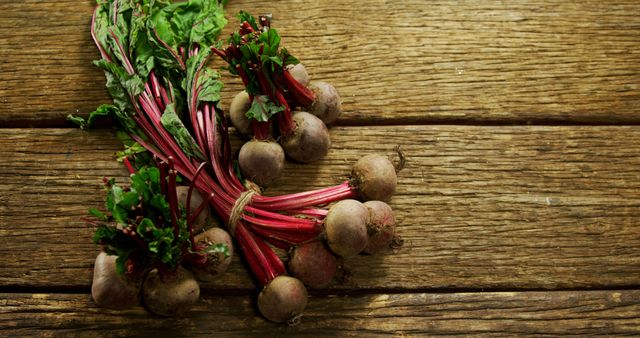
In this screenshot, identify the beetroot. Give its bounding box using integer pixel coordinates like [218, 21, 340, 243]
[287, 63, 310, 87]
[324, 199, 369, 257]
[363, 201, 396, 254]
[258, 276, 308, 323]
[238, 139, 286, 186]
[176, 186, 215, 232]
[189, 228, 234, 282]
[142, 267, 200, 316]
[288, 241, 338, 288]
[229, 90, 253, 137]
[91, 252, 141, 310]
[281, 111, 331, 163]
[352, 154, 397, 202]
[308, 81, 342, 125]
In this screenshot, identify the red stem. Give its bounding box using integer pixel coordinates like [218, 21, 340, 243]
[153, 28, 186, 70]
[252, 181, 354, 208]
[252, 121, 270, 140]
[275, 89, 295, 135]
[255, 233, 292, 251]
[90, 6, 111, 61]
[186, 162, 208, 248]
[282, 68, 316, 107]
[122, 157, 135, 175]
[167, 158, 181, 240]
[235, 223, 279, 285]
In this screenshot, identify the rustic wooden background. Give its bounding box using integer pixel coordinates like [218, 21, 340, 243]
[1, 0, 639, 335]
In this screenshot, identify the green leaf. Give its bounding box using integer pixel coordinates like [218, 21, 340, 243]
[228, 31, 242, 46]
[67, 115, 88, 129]
[196, 69, 223, 102]
[130, 10, 155, 77]
[160, 103, 205, 160]
[88, 208, 108, 221]
[258, 28, 280, 56]
[92, 3, 114, 61]
[115, 254, 128, 276]
[281, 48, 300, 66]
[245, 95, 285, 122]
[116, 142, 147, 162]
[268, 56, 283, 67]
[203, 243, 230, 258]
[189, 0, 227, 47]
[94, 59, 144, 112]
[93, 224, 117, 244]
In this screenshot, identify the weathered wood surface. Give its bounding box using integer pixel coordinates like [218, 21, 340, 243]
[2, 126, 639, 290]
[1, 291, 639, 336]
[1, 0, 639, 126]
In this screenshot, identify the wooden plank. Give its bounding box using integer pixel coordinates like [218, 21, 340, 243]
[1, 291, 639, 336]
[1, 1, 639, 126]
[1, 126, 640, 290]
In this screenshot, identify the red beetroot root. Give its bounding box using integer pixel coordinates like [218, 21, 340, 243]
[258, 276, 308, 324]
[351, 154, 397, 202]
[281, 111, 331, 163]
[239, 139, 286, 186]
[142, 267, 200, 316]
[288, 241, 338, 288]
[308, 81, 342, 125]
[324, 199, 369, 257]
[363, 201, 396, 254]
[188, 228, 234, 282]
[229, 90, 253, 137]
[91, 252, 142, 310]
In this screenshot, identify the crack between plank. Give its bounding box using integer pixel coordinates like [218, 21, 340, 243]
[1, 285, 639, 296]
[4, 117, 640, 128]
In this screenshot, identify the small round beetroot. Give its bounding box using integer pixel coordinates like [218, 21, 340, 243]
[189, 228, 234, 282]
[142, 267, 200, 316]
[286, 63, 310, 87]
[324, 199, 369, 257]
[258, 276, 308, 324]
[238, 139, 285, 186]
[229, 90, 253, 137]
[281, 111, 331, 163]
[308, 81, 342, 124]
[363, 201, 396, 254]
[176, 186, 216, 233]
[352, 154, 397, 202]
[288, 241, 338, 288]
[91, 252, 141, 310]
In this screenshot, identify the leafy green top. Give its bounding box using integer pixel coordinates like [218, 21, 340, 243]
[91, 167, 188, 275]
[216, 12, 300, 122]
[90, 166, 229, 276]
[69, 0, 227, 164]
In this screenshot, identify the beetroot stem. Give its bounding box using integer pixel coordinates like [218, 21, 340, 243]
[167, 157, 180, 240]
[90, 6, 111, 61]
[282, 68, 315, 107]
[275, 89, 295, 135]
[236, 224, 276, 285]
[122, 157, 135, 175]
[255, 234, 292, 251]
[186, 162, 208, 248]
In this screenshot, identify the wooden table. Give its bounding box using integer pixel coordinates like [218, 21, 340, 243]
[1, 1, 639, 335]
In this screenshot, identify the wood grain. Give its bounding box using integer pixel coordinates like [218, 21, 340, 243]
[1, 291, 639, 336]
[1, 1, 639, 126]
[1, 127, 639, 290]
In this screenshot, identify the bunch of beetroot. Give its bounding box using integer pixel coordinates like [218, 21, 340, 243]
[214, 12, 343, 185]
[88, 166, 232, 316]
[73, 0, 402, 324]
